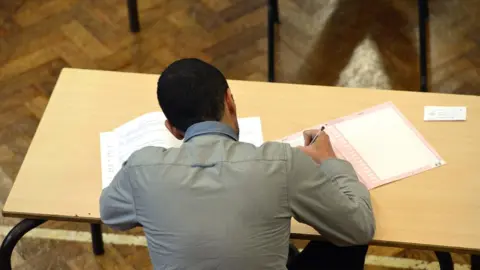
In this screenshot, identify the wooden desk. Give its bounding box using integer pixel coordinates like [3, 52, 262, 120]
[2, 68, 480, 267]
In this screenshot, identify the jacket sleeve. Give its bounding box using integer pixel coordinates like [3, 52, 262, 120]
[285, 146, 375, 246]
[99, 165, 138, 230]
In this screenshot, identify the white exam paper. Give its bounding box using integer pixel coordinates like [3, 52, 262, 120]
[238, 117, 264, 147]
[100, 113, 264, 188]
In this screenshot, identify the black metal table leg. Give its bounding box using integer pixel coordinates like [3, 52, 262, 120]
[271, 0, 280, 24]
[0, 219, 46, 270]
[127, 0, 140, 32]
[90, 223, 104, 255]
[472, 254, 480, 270]
[418, 0, 429, 92]
[267, 0, 280, 82]
[435, 251, 454, 270]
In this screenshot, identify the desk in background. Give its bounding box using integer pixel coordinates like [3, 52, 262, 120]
[124, 0, 431, 91]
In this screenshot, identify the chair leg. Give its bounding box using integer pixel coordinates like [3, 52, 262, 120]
[0, 219, 46, 270]
[272, 0, 280, 24]
[90, 224, 105, 255]
[127, 0, 140, 32]
[435, 251, 454, 270]
[472, 254, 480, 270]
[267, 0, 277, 82]
[418, 0, 429, 92]
[286, 242, 300, 268]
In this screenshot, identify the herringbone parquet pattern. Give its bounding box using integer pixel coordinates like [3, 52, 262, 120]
[1, 0, 479, 269]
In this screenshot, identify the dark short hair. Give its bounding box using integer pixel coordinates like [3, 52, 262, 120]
[157, 58, 229, 132]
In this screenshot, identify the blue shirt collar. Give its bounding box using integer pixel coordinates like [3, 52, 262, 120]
[184, 121, 239, 142]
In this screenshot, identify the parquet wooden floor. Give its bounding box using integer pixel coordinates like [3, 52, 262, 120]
[0, 0, 479, 269]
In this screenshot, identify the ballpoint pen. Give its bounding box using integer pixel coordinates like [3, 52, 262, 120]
[309, 126, 325, 146]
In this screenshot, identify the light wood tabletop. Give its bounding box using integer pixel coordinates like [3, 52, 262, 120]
[3, 68, 480, 253]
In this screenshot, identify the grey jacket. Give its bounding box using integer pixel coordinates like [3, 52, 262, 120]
[100, 121, 375, 270]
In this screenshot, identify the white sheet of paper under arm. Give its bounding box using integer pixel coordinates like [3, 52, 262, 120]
[100, 132, 120, 189]
[100, 112, 265, 188]
[238, 117, 264, 147]
[114, 112, 181, 162]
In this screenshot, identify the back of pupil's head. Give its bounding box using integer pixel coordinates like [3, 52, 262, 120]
[157, 58, 229, 132]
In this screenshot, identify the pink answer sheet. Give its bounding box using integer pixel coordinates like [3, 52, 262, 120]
[280, 102, 445, 189]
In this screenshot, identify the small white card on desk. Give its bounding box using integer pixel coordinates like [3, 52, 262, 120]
[424, 106, 467, 121]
